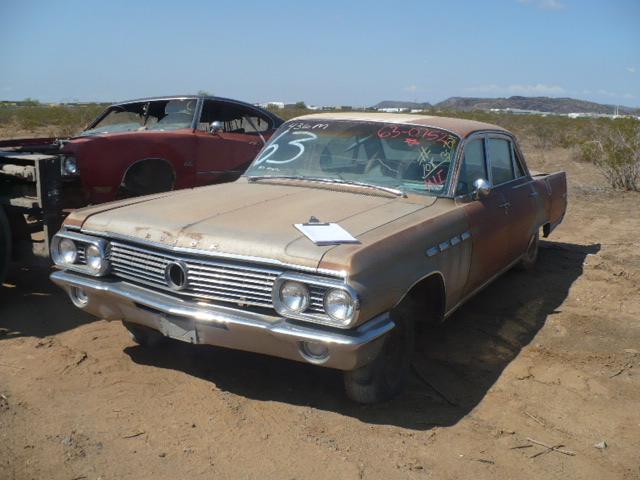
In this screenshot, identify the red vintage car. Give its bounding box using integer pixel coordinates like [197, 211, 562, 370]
[60, 95, 284, 204]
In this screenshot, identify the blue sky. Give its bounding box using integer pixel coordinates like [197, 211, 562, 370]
[1, 0, 638, 107]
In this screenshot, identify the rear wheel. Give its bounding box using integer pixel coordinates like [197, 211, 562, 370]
[0, 208, 11, 284]
[343, 312, 415, 404]
[517, 231, 540, 271]
[123, 321, 166, 347]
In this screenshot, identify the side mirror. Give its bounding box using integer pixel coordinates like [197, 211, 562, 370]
[472, 178, 492, 200]
[209, 121, 223, 134]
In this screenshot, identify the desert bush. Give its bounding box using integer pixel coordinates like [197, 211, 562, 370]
[0, 103, 107, 137]
[580, 119, 640, 191]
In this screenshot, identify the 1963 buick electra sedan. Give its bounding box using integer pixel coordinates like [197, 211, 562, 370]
[50, 113, 567, 403]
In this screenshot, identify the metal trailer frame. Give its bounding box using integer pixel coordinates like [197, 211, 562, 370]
[0, 151, 64, 271]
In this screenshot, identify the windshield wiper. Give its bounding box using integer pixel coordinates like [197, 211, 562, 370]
[321, 178, 406, 197]
[246, 175, 406, 197]
[247, 175, 307, 182]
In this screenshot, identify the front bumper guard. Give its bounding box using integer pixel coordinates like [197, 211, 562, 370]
[50, 270, 394, 370]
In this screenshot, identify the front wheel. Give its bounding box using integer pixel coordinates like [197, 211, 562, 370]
[343, 314, 414, 404]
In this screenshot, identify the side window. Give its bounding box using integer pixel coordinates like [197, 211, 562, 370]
[456, 139, 487, 195]
[513, 146, 526, 178]
[237, 114, 271, 133]
[488, 138, 514, 185]
[198, 100, 271, 133]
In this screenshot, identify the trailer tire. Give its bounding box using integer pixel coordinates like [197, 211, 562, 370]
[0, 207, 11, 284]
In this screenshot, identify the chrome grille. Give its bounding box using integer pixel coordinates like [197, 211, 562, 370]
[76, 245, 87, 265]
[107, 241, 326, 312]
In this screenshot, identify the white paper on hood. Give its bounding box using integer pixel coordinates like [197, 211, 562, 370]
[294, 223, 360, 246]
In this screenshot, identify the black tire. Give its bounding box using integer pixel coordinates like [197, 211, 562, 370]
[122, 321, 166, 347]
[0, 208, 11, 284]
[516, 231, 540, 271]
[344, 312, 415, 404]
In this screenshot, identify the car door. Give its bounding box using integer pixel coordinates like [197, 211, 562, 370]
[486, 136, 539, 262]
[193, 100, 268, 185]
[455, 135, 512, 296]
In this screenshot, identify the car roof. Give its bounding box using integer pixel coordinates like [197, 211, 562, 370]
[113, 94, 242, 105]
[110, 95, 283, 123]
[293, 112, 510, 138]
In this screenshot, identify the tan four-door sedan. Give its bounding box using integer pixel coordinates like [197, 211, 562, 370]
[50, 113, 567, 403]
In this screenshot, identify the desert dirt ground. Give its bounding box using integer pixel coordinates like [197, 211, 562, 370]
[1, 145, 639, 480]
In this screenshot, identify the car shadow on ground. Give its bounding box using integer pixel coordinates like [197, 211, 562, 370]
[124, 240, 601, 429]
[0, 264, 96, 339]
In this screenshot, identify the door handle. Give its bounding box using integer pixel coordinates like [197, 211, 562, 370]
[529, 191, 539, 198]
[498, 201, 511, 209]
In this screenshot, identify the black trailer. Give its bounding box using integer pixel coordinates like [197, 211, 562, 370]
[0, 142, 66, 282]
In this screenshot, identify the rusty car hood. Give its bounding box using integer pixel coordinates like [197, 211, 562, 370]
[75, 179, 440, 271]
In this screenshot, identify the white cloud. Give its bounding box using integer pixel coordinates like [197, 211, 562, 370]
[404, 85, 418, 93]
[517, 0, 566, 10]
[626, 67, 636, 74]
[464, 84, 566, 95]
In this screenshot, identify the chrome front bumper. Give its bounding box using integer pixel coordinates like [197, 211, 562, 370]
[50, 270, 394, 370]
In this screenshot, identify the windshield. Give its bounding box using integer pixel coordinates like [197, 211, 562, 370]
[82, 99, 196, 135]
[244, 120, 460, 196]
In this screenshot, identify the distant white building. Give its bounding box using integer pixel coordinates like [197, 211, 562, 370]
[255, 101, 285, 109]
[377, 107, 407, 113]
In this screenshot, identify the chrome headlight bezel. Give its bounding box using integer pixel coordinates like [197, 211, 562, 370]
[272, 272, 360, 329]
[51, 231, 110, 276]
[60, 155, 79, 176]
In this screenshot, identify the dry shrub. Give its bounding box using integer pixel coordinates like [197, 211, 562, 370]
[581, 119, 640, 191]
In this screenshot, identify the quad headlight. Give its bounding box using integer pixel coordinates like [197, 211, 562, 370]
[61, 155, 78, 176]
[278, 280, 310, 313]
[324, 288, 356, 325]
[273, 273, 359, 328]
[51, 232, 109, 276]
[59, 238, 78, 264]
[85, 244, 104, 272]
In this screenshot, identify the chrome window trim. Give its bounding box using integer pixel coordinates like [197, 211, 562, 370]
[51, 231, 110, 276]
[485, 132, 533, 188]
[79, 229, 346, 279]
[272, 271, 360, 329]
[192, 97, 205, 130]
[449, 134, 488, 198]
[452, 130, 534, 198]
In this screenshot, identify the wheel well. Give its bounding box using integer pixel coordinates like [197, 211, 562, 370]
[394, 273, 446, 325]
[121, 158, 176, 196]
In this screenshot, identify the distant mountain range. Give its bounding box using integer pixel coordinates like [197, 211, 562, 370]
[372, 96, 639, 115]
